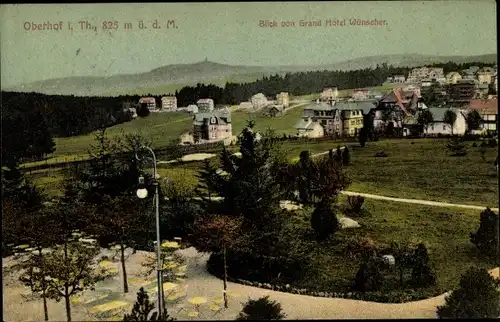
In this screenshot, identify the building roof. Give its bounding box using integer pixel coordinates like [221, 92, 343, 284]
[270, 105, 284, 112]
[194, 111, 232, 123]
[468, 99, 498, 115]
[162, 96, 176, 100]
[335, 100, 377, 114]
[251, 93, 267, 100]
[139, 97, 156, 103]
[426, 107, 463, 122]
[304, 102, 336, 111]
[197, 98, 213, 103]
[295, 118, 313, 129]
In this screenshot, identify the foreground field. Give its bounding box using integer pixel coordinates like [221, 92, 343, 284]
[346, 139, 498, 207]
[292, 198, 496, 295]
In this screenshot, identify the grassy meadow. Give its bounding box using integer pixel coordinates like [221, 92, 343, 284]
[346, 139, 499, 207]
[287, 198, 495, 296]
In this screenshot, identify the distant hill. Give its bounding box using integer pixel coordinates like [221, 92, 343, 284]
[5, 53, 496, 96]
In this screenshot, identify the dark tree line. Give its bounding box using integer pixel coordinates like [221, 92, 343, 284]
[176, 64, 413, 106]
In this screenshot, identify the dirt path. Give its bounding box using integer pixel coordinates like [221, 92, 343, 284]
[340, 191, 499, 212]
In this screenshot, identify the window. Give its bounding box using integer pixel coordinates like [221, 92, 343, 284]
[443, 125, 446, 130]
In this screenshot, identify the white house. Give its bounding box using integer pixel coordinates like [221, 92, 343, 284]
[197, 98, 214, 112]
[187, 104, 199, 114]
[295, 117, 325, 138]
[161, 96, 177, 111]
[251, 93, 268, 110]
[425, 107, 468, 135]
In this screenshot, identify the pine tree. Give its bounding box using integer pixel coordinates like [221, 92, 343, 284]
[470, 208, 499, 255]
[342, 146, 350, 166]
[310, 201, 340, 240]
[123, 287, 174, 321]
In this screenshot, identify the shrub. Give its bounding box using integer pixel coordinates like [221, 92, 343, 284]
[342, 146, 350, 165]
[207, 250, 309, 285]
[436, 266, 500, 319]
[446, 137, 467, 156]
[472, 142, 477, 147]
[311, 202, 340, 240]
[359, 128, 367, 147]
[345, 195, 365, 216]
[375, 151, 387, 157]
[488, 138, 497, 148]
[343, 236, 378, 260]
[470, 208, 499, 255]
[236, 296, 286, 320]
[409, 243, 436, 288]
[353, 253, 387, 292]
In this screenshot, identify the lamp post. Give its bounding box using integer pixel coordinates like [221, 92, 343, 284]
[135, 146, 163, 316]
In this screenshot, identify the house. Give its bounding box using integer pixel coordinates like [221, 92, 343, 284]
[161, 96, 177, 111]
[295, 117, 324, 138]
[467, 99, 498, 132]
[251, 93, 268, 110]
[276, 92, 290, 107]
[138, 97, 157, 111]
[401, 114, 421, 137]
[340, 109, 364, 136]
[446, 72, 462, 84]
[122, 102, 138, 118]
[321, 87, 338, 101]
[448, 80, 476, 102]
[425, 107, 468, 135]
[477, 71, 493, 84]
[402, 85, 422, 98]
[187, 104, 199, 114]
[407, 67, 445, 84]
[352, 89, 370, 100]
[301, 101, 338, 136]
[393, 75, 406, 83]
[192, 110, 232, 142]
[268, 104, 285, 117]
[475, 83, 490, 99]
[375, 89, 413, 130]
[196, 98, 214, 112]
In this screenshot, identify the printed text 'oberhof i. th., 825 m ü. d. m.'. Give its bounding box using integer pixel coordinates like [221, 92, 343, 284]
[22, 20, 179, 32]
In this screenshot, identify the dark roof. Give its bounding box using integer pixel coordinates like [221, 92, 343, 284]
[335, 100, 377, 114]
[194, 111, 232, 124]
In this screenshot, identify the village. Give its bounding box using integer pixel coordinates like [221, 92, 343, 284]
[123, 65, 498, 146]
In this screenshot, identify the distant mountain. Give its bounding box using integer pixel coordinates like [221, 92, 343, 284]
[5, 54, 496, 96]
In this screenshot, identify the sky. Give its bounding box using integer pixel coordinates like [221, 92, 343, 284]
[1, 1, 497, 88]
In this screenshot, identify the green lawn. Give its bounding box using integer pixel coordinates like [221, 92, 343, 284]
[24, 104, 308, 167]
[346, 139, 498, 207]
[286, 198, 496, 297]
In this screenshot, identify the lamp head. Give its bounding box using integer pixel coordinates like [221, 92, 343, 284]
[136, 176, 148, 199]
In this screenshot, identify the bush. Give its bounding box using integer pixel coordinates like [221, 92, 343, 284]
[342, 146, 350, 165]
[343, 236, 378, 260]
[136, 104, 151, 118]
[470, 208, 499, 255]
[472, 142, 477, 147]
[409, 243, 436, 288]
[446, 137, 467, 156]
[488, 138, 497, 148]
[236, 296, 286, 320]
[353, 254, 388, 292]
[359, 128, 367, 147]
[436, 266, 500, 319]
[375, 151, 387, 157]
[207, 250, 309, 285]
[311, 202, 340, 240]
[346, 195, 365, 216]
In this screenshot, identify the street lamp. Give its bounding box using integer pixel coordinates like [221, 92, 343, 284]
[135, 146, 164, 316]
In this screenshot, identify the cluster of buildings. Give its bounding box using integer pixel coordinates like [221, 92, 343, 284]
[384, 65, 498, 100]
[295, 85, 497, 138]
[239, 92, 290, 115]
